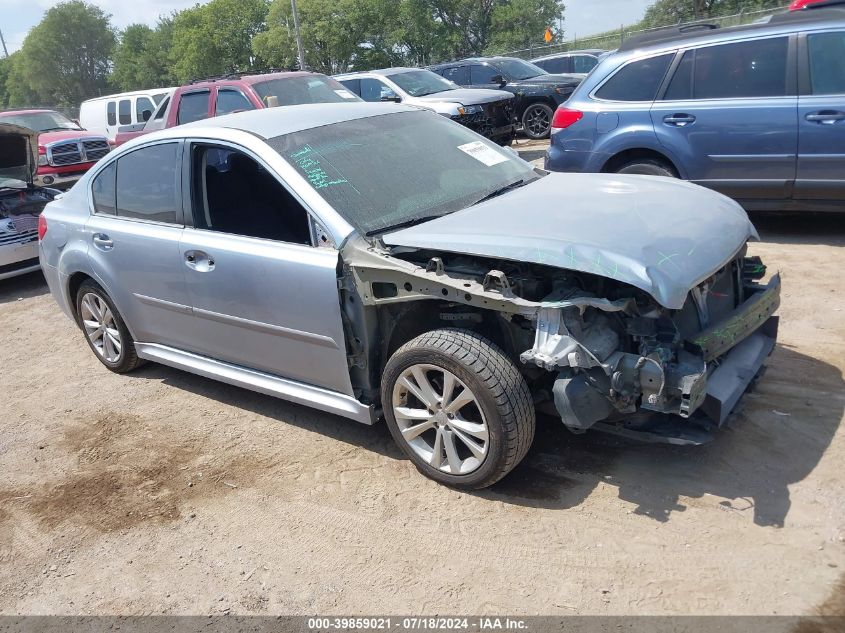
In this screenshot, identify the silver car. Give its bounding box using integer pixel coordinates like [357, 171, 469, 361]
[40, 103, 780, 488]
[336, 68, 516, 145]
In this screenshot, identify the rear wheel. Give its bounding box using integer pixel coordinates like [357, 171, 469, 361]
[521, 103, 554, 139]
[615, 158, 676, 177]
[75, 279, 143, 373]
[382, 329, 535, 489]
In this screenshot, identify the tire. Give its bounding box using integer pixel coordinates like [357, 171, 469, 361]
[75, 279, 143, 374]
[381, 328, 535, 489]
[521, 103, 554, 140]
[615, 158, 676, 177]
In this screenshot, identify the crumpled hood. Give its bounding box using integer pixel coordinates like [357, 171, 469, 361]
[0, 123, 38, 184]
[417, 88, 514, 106]
[383, 173, 758, 309]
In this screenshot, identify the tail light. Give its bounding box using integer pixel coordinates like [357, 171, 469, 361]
[551, 107, 583, 130]
[37, 215, 47, 240]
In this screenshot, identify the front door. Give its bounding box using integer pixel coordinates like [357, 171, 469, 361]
[796, 29, 845, 201]
[651, 36, 797, 201]
[178, 142, 353, 395]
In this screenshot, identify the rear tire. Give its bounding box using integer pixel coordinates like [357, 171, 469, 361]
[615, 158, 676, 177]
[382, 329, 535, 489]
[75, 279, 143, 374]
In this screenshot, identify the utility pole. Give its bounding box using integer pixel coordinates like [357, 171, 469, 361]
[0, 28, 9, 58]
[290, 0, 306, 71]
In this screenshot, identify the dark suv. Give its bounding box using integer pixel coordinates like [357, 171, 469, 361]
[545, 4, 845, 212]
[429, 57, 583, 139]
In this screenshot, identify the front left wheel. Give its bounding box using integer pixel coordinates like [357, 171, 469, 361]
[381, 329, 535, 489]
[521, 103, 554, 139]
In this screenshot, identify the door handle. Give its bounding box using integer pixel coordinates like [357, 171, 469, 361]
[92, 233, 113, 251]
[805, 111, 845, 124]
[184, 250, 215, 272]
[663, 113, 696, 126]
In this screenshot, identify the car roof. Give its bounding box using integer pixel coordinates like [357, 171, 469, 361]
[431, 56, 528, 69]
[166, 102, 416, 140]
[618, 6, 845, 53]
[336, 67, 425, 79]
[184, 71, 321, 90]
[0, 109, 56, 115]
[532, 49, 606, 61]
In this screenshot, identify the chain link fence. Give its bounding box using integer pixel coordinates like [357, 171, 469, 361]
[495, 4, 791, 60]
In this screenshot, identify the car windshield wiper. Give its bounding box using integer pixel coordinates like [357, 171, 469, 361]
[370, 214, 446, 236]
[470, 179, 530, 207]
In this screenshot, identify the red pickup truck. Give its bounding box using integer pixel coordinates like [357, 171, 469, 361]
[114, 71, 361, 146]
[0, 109, 110, 189]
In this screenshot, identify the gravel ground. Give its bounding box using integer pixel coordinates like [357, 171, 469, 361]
[0, 151, 843, 615]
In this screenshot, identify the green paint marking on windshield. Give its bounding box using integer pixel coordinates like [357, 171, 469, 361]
[566, 246, 577, 266]
[289, 144, 348, 190]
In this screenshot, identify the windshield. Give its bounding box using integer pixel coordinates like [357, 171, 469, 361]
[269, 111, 538, 235]
[390, 70, 458, 97]
[497, 58, 548, 80]
[253, 75, 361, 107]
[0, 111, 81, 132]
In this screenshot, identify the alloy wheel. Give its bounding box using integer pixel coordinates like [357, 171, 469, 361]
[391, 363, 489, 475]
[524, 105, 551, 137]
[80, 292, 122, 363]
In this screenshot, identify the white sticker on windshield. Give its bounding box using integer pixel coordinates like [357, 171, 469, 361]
[334, 89, 357, 99]
[457, 141, 508, 166]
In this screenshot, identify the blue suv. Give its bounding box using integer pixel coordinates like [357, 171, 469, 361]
[545, 4, 845, 212]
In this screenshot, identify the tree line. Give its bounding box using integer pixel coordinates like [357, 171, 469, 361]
[0, 0, 563, 109]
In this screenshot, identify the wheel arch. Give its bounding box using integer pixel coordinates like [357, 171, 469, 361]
[601, 147, 682, 177]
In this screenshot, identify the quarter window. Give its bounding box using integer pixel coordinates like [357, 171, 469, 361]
[595, 53, 673, 101]
[216, 89, 256, 115]
[177, 91, 210, 125]
[106, 101, 116, 126]
[118, 99, 131, 125]
[808, 31, 845, 95]
[692, 37, 788, 99]
[115, 143, 181, 224]
[190, 145, 312, 245]
[92, 162, 117, 215]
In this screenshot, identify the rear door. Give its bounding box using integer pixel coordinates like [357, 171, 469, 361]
[650, 35, 798, 201]
[796, 29, 845, 201]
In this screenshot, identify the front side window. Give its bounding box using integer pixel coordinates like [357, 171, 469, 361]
[359, 78, 396, 102]
[115, 143, 181, 224]
[664, 50, 694, 100]
[136, 97, 155, 122]
[190, 145, 311, 245]
[808, 31, 845, 95]
[390, 70, 457, 97]
[107, 101, 116, 126]
[693, 37, 788, 99]
[153, 97, 169, 121]
[470, 64, 499, 85]
[118, 99, 131, 125]
[536, 57, 568, 74]
[595, 53, 674, 101]
[441, 65, 469, 84]
[495, 58, 547, 80]
[216, 89, 256, 115]
[269, 110, 538, 236]
[177, 91, 210, 125]
[92, 162, 117, 215]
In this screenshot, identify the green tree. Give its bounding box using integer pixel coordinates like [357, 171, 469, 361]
[641, 0, 783, 28]
[170, 0, 269, 82]
[10, 1, 115, 106]
[0, 56, 11, 108]
[112, 19, 177, 91]
[487, 0, 564, 53]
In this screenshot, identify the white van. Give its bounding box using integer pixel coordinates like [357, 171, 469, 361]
[79, 88, 175, 142]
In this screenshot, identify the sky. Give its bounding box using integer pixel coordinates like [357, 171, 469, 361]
[0, 0, 658, 56]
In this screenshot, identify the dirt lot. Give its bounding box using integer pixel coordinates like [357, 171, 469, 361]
[0, 150, 843, 615]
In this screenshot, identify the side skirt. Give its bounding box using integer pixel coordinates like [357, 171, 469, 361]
[135, 343, 377, 425]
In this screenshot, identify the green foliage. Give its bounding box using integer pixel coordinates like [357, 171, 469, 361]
[6, 1, 115, 107]
[487, 0, 563, 53]
[641, 0, 785, 28]
[0, 56, 10, 108]
[112, 20, 177, 91]
[170, 0, 270, 82]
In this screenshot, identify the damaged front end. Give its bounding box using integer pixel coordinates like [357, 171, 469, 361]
[341, 235, 779, 445]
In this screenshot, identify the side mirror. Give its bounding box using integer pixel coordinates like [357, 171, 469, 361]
[490, 74, 506, 87]
[264, 95, 280, 108]
[141, 110, 152, 122]
[380, 94, 401, 103]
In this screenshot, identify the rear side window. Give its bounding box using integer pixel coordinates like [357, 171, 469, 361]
[338, 78, 361, 95]
[595, 53, 673, 101]
[92, 162, 117, 215]
[215, 89, 255, 116]
[442, 65, 470, 84]
[118, 99, 131, 125]
[106, 101, 116, 126]
[536, 57, 568, 74]
[808, 31, 845, 95]
[115, 143, 181, 224]
[692, 37, 788, 99]
[573, 55, 598, 73]
[177, 91, 210, 125]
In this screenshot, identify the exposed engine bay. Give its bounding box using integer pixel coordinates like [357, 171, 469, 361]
[339, 235, 780, 444]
